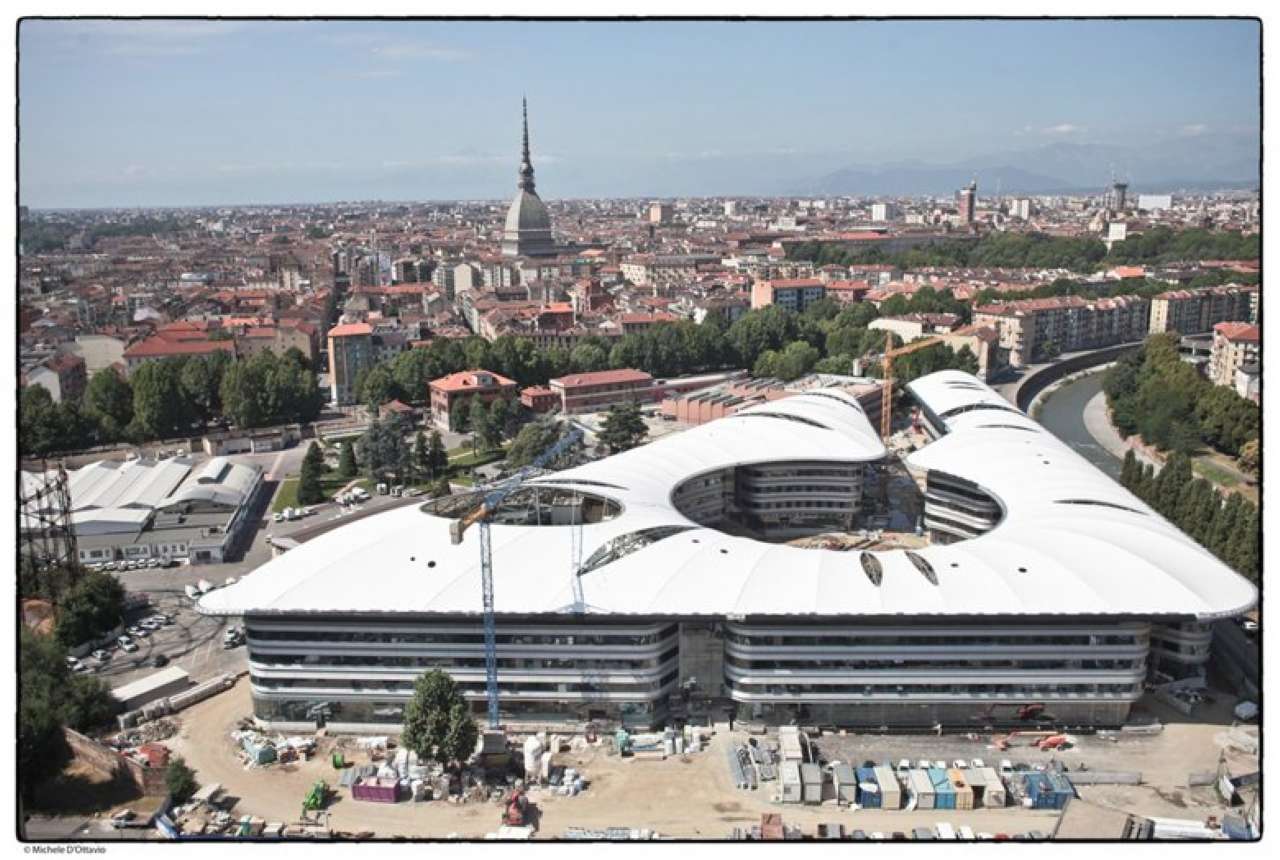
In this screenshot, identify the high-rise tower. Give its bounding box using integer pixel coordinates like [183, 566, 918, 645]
[501, 97, 557, 258]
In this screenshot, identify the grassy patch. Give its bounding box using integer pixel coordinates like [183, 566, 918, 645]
[1193, 458, 1240, 488]
[272, 474, 365, 512]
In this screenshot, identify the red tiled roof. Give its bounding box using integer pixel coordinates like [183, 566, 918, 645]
[1214, 322, 1260, 343]
[551, 368, 654, 389]
[124, 336, 235, 359]
[327, 322, 373, 338]
[429, 368, 517, 393]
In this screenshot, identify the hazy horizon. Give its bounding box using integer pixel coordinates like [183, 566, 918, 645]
[19, 18, 1261, 208]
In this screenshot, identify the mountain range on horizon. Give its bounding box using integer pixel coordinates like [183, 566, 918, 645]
[792, 134, 1260, 198]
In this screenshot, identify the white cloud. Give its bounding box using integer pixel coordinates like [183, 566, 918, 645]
[317, 31, 471, 62]
[1179, 123, 1210, 137]
[44, 20, 247, 58]
[1041, 123, 1085, 136]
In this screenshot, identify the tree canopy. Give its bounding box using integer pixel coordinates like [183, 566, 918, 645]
[400, 669, 478, 767]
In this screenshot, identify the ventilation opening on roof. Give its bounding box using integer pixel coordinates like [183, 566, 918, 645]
[735, 412, 830, 430]
[939, 403, 1024, 420]
[860, 552, 883, 587]
[579, 526, 695, 576]
[1055, 499, 1147, 515]
[800, 390, 866, 413]
[979, 424, 1039, 433]
[944, 381, 986, 390]
[905, 551, 939, 586]
[532, 478, 628, 491]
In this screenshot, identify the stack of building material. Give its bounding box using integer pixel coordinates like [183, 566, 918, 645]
[929, 768, 956, 810]
[779, 761, 803, 803]
[980, 767, 1006, 807]
[800, 763, 823, 804]
[948, 769, 974, 810]
[909, 769, 934, 809]
[726, 744, 749, 790]
[778, 727, 806, 763]
[832, 764, 858, 804]
[874, 765, 902, 810]
[760, 813, 785, 841]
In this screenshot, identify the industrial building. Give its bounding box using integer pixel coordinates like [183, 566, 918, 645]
[199, 371, 1255, 733]
[22, 455, 264, 565]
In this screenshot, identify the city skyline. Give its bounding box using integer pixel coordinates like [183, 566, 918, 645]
[19, 18, 1261, 207]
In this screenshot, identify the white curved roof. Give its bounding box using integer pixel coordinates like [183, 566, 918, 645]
[200, 374, 1255, 622]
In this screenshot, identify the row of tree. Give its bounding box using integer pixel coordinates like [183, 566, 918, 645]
[352, 294, 979, 414]
[1104, 334, 1260, 459]
[21, 348, 324, 457]
[1120, 451, 1259, 581]
[788, 227, 1258, 273]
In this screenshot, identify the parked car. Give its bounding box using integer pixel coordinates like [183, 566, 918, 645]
[147, 558, 160, 568]
[272, 512, 284, 523]
[405, 488, 423, 497]
[970, 758, 985, 769]
[127, 626, 148, 639]
[151, 654, 169, 668]
[897, 759, 911, 773]
[953, 759, 968, 770]
[65, 656, 84, 672]
[118, 636, 138, 652]
[92, 649, 111, 663]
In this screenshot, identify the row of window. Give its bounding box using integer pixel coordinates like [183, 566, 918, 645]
[248, 626, 679, 647]
[727, 681, 1143, 697]
[252, 648, 679, 672]
[725, 632, 1147, 648]
[725, 656, 1145, 672]
[254, 673, 680, 696]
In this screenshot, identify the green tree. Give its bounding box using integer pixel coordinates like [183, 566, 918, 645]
[597, 402, 648, 454]
[506, 416, 566, 467]
[360, 363, 398, 411]
[166, 756, 199, 803]
[54, 571, 125, 650]
[429, 478, 452, 499]
[569, 343, 610, 372]
[1237, 438, 1260, 478]
[337, 439, 357, 479]
[468, 398, 492, 453]
[427, 431, 449, 479]
[83, 368, 134, 442]
[297, 442, 325, 505]
[179, 356, 221, 426]
[412, 431, 429, 482]
[129, 359, 188, 439]
[19, 630, 73, 799]
[400, 669, 479, 766]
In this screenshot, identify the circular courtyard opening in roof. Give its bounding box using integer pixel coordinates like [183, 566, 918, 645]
[420, 485, 622, 527]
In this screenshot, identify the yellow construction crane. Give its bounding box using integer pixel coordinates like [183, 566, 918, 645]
[878, 331, 948, 440]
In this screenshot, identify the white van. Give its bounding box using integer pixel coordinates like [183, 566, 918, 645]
[935, 823, 957, 840]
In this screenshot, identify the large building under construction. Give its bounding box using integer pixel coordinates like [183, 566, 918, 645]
[199, 371, 1255, 733]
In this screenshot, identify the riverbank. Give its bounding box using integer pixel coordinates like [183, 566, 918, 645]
[1082, 391, 1162, 472]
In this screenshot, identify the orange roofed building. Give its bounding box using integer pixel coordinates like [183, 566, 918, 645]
[428, 369, 518, 431]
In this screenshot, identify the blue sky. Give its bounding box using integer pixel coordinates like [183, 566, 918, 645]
[19, 19, 1261, 207]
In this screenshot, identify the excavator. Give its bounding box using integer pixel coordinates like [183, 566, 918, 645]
[991, 731, 1072, 752]
[301, 780, 329, 818]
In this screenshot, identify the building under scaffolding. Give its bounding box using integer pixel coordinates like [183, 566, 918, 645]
[19, 462, 80, 592]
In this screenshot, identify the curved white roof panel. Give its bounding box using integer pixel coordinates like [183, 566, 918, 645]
[200, 376, 1255, 622]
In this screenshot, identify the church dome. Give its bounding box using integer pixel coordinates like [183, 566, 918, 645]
[504, 189, 552, 234]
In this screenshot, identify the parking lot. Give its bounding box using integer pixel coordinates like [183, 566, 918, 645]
[84, 591, 246, 690]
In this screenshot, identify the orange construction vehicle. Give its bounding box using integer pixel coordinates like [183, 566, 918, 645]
[991, 731, 1072, 752]
[503, 788, 531, 827]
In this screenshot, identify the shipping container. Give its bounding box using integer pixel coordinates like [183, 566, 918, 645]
[832, 764, 859, 804]
[801, 763, 824, 804]
[929, 768, 956, 810]
[855, 766, 880, 808]
[909, 769, 934, 810]
[935, 822, 957, 840]
[980, 768, 1006, 807]
[947, 768, 974, 810]
[780, 761, 803, 803]
[964, 768, 987, 806]
[778, 727, 806, 763]
[874, 766, 902, 810]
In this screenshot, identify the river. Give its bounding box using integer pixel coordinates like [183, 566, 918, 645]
[1032, 371, 1123, 480]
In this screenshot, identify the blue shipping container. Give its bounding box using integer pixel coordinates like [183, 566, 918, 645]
[856, 767, 880, 808]
[928, 768, 956, 811]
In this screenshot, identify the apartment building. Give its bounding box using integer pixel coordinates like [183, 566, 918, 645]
[1149, 285, 1258, 336]
[1209, 322, 1260, 389]
[326, 322, 373, 406]
[427, 369, 518, 431]
[750, 278, 827, 312]
[972, 294, 1149, 366]
[549, 368, 655, 414]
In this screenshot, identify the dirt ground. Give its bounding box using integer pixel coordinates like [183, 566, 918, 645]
[164, 677, 1256, 839]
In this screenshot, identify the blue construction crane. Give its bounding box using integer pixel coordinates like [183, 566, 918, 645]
[448, 425, 583, 728]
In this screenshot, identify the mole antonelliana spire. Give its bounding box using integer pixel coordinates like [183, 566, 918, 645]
[502, 96, 556, 258]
